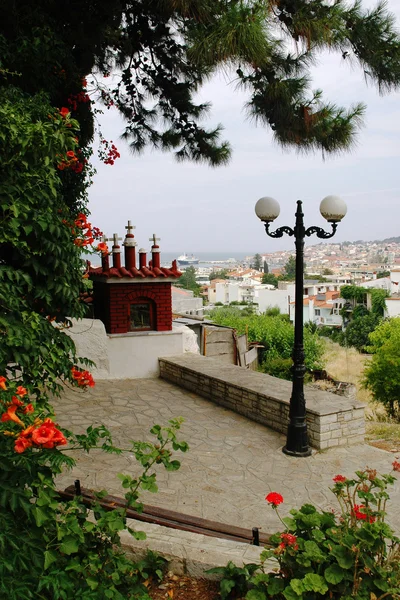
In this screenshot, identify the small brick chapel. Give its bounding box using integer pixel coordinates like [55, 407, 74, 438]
[89, 222, 182, 334]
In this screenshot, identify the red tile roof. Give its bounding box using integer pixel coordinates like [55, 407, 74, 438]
[89, 264, 181, 279]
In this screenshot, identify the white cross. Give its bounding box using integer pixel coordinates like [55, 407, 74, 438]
[102, 234, 108, 244]
[149, 233, 160, 246]
[125, 221, 136, 234]
[107, 234, 122, 246]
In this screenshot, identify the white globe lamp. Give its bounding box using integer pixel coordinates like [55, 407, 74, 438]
[320, 195, 347, 222]
[254, 197, 280, 222]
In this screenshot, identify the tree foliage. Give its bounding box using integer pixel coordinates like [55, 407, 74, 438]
[176, 266, 201, 296]
[252, 253, 263, 270]
[210, 269, 229, 280]
[283, 255, 296, 280]
[364, 317, 400, 419]
[209, 307, 324, 379]
[2, 0, 400, 169]
[262, 273, 279, 287]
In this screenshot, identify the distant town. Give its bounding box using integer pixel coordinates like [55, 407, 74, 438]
[171, 236, 400, 326]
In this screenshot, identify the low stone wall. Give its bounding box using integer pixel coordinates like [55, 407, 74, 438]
[159, 354, 365, 450]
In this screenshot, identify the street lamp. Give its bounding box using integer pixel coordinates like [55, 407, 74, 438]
[255, 196, 347, 457]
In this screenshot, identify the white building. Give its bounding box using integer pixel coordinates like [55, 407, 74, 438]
[289, 290, 344, 327]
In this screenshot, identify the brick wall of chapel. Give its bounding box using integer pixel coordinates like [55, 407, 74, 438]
[93, 281, 172, 334]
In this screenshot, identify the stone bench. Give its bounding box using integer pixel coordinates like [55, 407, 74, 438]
[159, 354, 365, 450]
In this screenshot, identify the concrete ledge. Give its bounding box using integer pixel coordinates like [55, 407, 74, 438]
[159, 354, 365, 450]
[120, 518, 266, 578]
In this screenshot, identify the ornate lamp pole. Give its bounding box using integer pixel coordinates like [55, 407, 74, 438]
[255, 196, 347, 457]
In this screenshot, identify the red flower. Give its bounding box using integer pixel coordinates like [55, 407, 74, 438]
[23, 403, 34, 414]
[333, 475, 347, 483]
[12, 395, 24, 406]
[15, 436, 32, 454]
[96, 242, 108, 254]
[280, 533, 298, 549]
[0, 376, 7, 391]
[1, 405, 25, 427]
[66, 150, 75, 158]
[59, 107, 70, 118]
[265, 492, 284, 507]
[16, 386, 27, 398]
[392, 460, 400, 472]
[71, 367, 95, 388]
[31, 419, 67, 449]
[352, 504, 375, 523]
[32, 422, 56, 445]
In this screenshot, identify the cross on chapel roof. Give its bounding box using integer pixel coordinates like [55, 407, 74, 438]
[125, 221, 136, 235]
[107, 234, 122, 246]
[149, 233, 160, 246]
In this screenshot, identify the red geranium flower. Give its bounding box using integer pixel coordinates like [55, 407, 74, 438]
[333, 475, 347, 483]
[265, 492, 284, 507]
[280, 532, 298, 549]
[352, 504, 375, 523]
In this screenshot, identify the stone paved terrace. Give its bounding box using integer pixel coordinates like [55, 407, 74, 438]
[159, 354, 365, 450]
[53, 378, 400, 536]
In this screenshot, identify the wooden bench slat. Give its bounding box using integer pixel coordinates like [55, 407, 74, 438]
[60, 486, 271, 546]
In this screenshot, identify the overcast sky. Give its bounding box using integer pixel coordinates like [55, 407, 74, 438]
[88, 0, 400, 254]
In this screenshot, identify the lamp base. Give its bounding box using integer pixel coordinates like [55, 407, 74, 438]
[282, 445, 312, 457]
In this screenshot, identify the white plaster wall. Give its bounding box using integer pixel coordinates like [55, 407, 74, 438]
[107, 328, 185, 379]
[385, 299, 400, 318]
[66, 318, 190, 380]
[172, 324, 200, 354]
[173, 296, 203, 316]
[66, 318, 110, 379]
[255, 289, 290, 314]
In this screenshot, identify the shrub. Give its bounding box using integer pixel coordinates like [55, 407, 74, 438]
[212, 464, 400, 600]
[209, 309, 324, 379]
[0, 376, 188, 599]
[364, 317, 400, 419]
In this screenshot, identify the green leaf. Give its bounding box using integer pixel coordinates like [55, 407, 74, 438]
[59, 536, 80, 555]
[330, 545, 354, 569]
[303, 573, 328, 594]
[283, 585, 302, 600]
[220, 579, 236, 598]
[44, 550, 58, 570]
[324, 564, 345, 584]
[86, 577, 99, 590]
[246, 590, 266, 600]
[33, 506, 50, 527]
[290, 579, 304, 595]
[267, 578, 285, 595]
[131, 530, 147, 541]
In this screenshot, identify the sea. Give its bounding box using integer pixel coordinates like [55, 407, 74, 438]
[88, 251, 254, 269]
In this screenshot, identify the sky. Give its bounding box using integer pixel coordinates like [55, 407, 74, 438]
[88, 0, 400, 254]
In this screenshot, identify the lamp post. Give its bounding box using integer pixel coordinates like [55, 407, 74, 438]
[255, 196, 347, 457]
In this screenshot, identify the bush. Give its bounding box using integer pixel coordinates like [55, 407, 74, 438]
[212, 464, 400, 600]
[364, 317, 400, 419]
[0, 377, 189, 599]
[209, 309, 324, 379]
[341, 314, 380, 352]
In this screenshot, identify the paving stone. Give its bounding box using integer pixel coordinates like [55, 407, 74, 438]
[53, 378, 400, 539]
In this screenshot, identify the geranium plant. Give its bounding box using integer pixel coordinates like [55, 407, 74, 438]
[213, 465, 400, 600]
